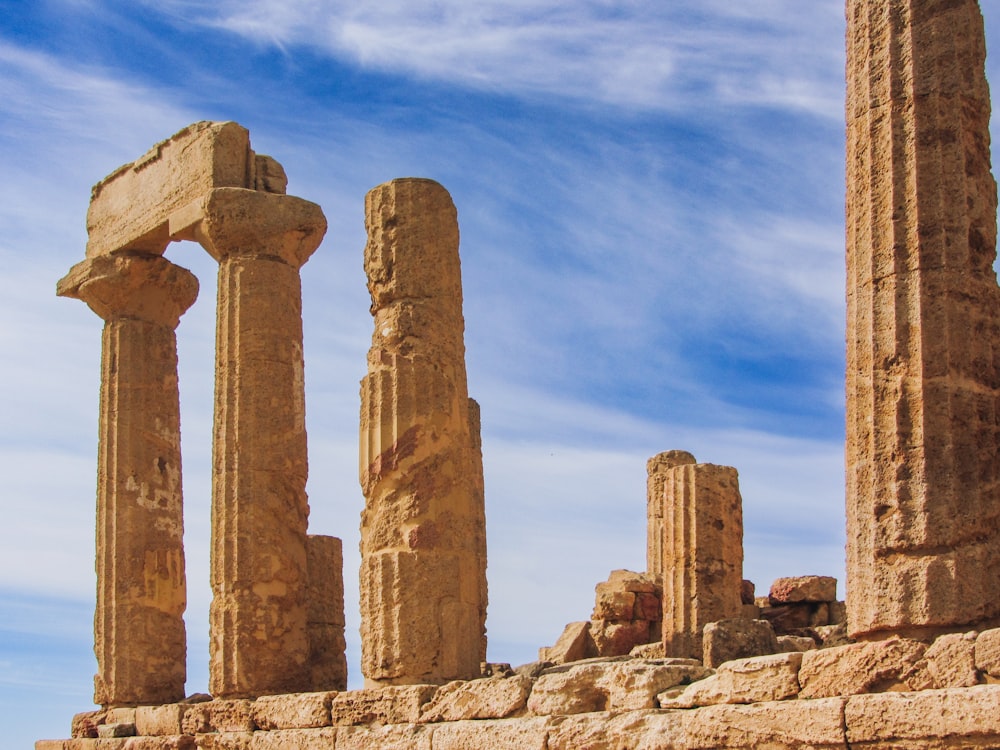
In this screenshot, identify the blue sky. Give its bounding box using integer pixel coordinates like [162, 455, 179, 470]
[2, 0, 998, 744]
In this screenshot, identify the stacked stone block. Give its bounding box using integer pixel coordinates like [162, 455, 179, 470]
[758, 576, 845, 635]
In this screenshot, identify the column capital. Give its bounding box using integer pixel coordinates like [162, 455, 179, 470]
[57, 252, 198, 328]
[170, 187, 327, 268]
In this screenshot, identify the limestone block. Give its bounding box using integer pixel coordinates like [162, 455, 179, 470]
[180, 701, 254, 734]
[829, 601, 847, 626]
[250, 692, 336, 730]
[702, 618, 777, 669]
[136, 705, 187, 737]
[975, 628, 1000, 679]
[86, 122, 254, 257]
[922, 632, 978, 689]
[330, 685, 437, 726]
[661, 463, 744, 659]
[194, 733, 252, 750]
[590, 619, 651, 657]
[815, 623, 850, 648]
[35, 742, 69, 750]
[245, 728, 337, 749]
[548, 710, 686, 750]
[335, 724, 433, 750]
[845, 685, 1000, 747]
[798, 638, 930, 699]
[681, 698, 848, 750]
[647, 450, 697, 577]
[124, 738, 196, 750]
[631, 642, 666, 659]
[73, 711, 107, 738]
[761, 603, 814, 633]
[776, 635, 817, 653]
[540, 621, 595, 664]
[769, 576, 837, 604]
[420, 675, 532, 722]
[527, 662, 613, 715]
[432, 718, 553, 750]
[593, 590, 635, 620]
[741, 580, 755, 605]
[660, 652, 801, 708]
[96, 724, 135, 739]
[604, 660, 712, 711]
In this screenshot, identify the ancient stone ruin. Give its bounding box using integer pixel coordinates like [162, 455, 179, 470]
[38, 0, 1000, 747]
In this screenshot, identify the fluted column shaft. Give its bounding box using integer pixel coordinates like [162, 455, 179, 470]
[646, 450, 697, 578]
[359, 178, 488, 686]
[846, 0, 1000, 638]
[191, 188, 327, 698]
[57, 252, 198, 706]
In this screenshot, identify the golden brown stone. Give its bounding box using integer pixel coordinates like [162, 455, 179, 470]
[646, 451, 697, 577]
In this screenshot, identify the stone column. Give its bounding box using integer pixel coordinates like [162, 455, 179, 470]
[307, 534, 348, 692]
[185, 187, 327, 698]
[660, 460, 744, 660]
[359, 178, 488, 686]
[845, 0, 1000, 639]
[646, 450, 697, 578]
[56, 252, 198, 707]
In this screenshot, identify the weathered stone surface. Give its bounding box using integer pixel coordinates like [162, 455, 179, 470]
[433, 717, 553, 750]
[845, 0, 1000, 640]
[777, 635, 816, 653]
[136, 705, 187, 737]
[97, 724, 135, 739]
[646, 451, 697, 577]
[769, 576, 837, 604]
[72, 711, 107, 739]
[590, 619, 651, 658]
[359, 178, 487, 685]
[740, 580, 755, 606]
[760, 603, 814, 633]
[336, 723, 433, 750]
[975, 627, 1000, 679]
[681, 698, 848, 750]
[845, 685, 1000, 747]
[661, 462, 744, 659]
[539, 621, 594, 664]
[330, 685, 437, 726]
[631, 642, 666, 659]
[85, 121, 255, 258]
[250, 692, 335, 730]
[245, 728, 336, 749]
[58, 253, 197, 707]
[798, 638, 930, 699]
[922, 632, 978, 689]
[528, 658, 708, 715]
[125, 737, 196, 750]
[193, 733, 252, 750]
[702, 619, 777, 669]
[660, 652, 801, 708]
[180, 700, 255, 735]
[548, 710, 686, 750]
[420, 675, 532, 722]
[305, 535, 347, 692]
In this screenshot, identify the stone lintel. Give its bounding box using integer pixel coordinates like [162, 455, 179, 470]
[170, 187, 326, 267]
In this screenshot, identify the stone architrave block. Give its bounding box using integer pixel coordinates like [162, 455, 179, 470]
[250, 692, 336, 730]
[702, 619, 778, 669]
[682, 697, 848, 750]
[335, 723, 434, 750]
[845, 685, 1000, 747]
[975, 628, 1000, 679]
[419, 675, 533, 722]
[86, 121, 256, 258]
[922, 632, 979, 689]
[798, 638, 930, 699]
[330, 685, 438, 726]
[769, 576, 837, 604]
[432, 718, 554, 750]
[660, 652, 802, 708]
[539, 621, 594, 664]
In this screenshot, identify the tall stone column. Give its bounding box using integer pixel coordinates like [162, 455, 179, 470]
[646, 450, 697, 578]
[660, 459, 744, 660]
[185, 187, 327, 698]
[360, 178, 488, 686]
[845, 0, 1000, 639]
[56, 252, 198, 707]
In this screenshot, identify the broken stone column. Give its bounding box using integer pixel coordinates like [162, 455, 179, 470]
[307, 535, 348, 692]
[181, 187, 327, 698]
[57, 252, 198, 707]
[359, 177, 488, 686]
[646, 450, 697, 579]
[659, 457, 744, 660]
[845, 0, 1000, 639]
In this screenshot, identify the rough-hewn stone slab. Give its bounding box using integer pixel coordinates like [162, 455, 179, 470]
[768, 576, 837, 604]
[539, 621, 593, 664]
[335, 723, 433, 750]
[193, 732, 252, 749]
[548, 710, 686, 750]
[433, 717, 552, 750]
[845, 685, 1000, 747]
[799, 638, 929, 699]
[682, 698, 848, 749]
[975, 628, 1000, 679]
[420, 675, 532, 722]
[86, 121, 253, 257]
[180, 700, 254, 734]
[330, 685, 437, 726]
[250, 692, 336, 730]
[923, 632, 978, 689]
[702, 618, 777, 669]
[661, 652, 801, 708]
[244, 728, 336, 749]
[136, 705, 188, 737]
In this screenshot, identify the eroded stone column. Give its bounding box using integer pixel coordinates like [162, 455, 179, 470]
[185, 187, 327, 697]
[57, 252, 198, 706]
[307, 534, 348, 692]
[646, 450, 697, 579]
[846, 0, 1000, 639]
[660, 458, 744, 660]
[360, 178, 488, 686]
